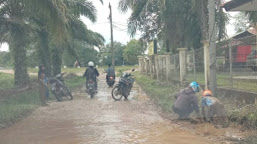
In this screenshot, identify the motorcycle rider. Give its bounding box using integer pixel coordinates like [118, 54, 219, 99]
[106, 64, 115, 82]
[201, 90, 228, 125]
[83, 61, 99, 92]
[172, 81, 201, 120]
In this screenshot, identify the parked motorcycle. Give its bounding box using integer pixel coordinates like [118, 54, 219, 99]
[87, 79, 96, 98]
[49, 73, 73, 101]
[107, 76, 115, 87]
[111, 69, 135, 101]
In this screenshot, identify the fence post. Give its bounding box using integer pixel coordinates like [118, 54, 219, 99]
[229, 41, 233, 88]
[193, 49, 196, 80]
[178, 48, 187, 83]
[155, 55, 159, 80]
[138, 56, 144, 74]
[149, 56, 153, 77]
[166, 54, 171, 80]
[203, 40, 210, 89]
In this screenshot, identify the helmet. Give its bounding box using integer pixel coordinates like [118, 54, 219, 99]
[203, 90, 213, 97]
[88, 61, 94, 67]
[122, 72, 129, 77]
[189, 81, 200, 93]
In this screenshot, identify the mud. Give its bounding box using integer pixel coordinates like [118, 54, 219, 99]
[0, 74, 250, 144]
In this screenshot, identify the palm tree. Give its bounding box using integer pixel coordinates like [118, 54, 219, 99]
[0, 0, 68, 87]
[119, 0, 228, 94]
[118, 0, 228, 51]
[50, 0, 105, 75]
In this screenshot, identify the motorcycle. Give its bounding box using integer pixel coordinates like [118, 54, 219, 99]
[107, 76, 115, 87]
[49, 73, 73, 101]
[87, 79, 96, 98]
[111, 69, 135, 101]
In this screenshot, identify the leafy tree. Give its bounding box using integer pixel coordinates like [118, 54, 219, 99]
[0, 0, 68, 87]
[100, 42, 125, 66]
[118, 0, 228, 52]
[233, 12, 250, 33]
[0, 52, 12, 67]
[63, 41, 99, 67]
[123, 39, 145, 65]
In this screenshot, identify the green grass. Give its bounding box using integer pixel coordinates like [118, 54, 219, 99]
[0, 72, 14, 90]
[0, 89, 40, 126]
[28, 68, 85, 74]
[238, 135, 257, 144]
[186, 72, 257, 93]
[135, 72, 179, 112]
[0, 74, 84, 127]
[65, 74, 85, 89]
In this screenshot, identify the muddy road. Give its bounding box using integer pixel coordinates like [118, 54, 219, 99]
[0, 75, 246, 144]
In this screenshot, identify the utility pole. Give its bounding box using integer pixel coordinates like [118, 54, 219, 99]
[208, 0, 217, 95]
[109, 3, 115, 68]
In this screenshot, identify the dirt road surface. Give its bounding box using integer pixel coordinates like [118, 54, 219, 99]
[0, 75, 244, 144]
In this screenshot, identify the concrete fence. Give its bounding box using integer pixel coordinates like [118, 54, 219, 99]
[138, 44, 257, 104]
[138, 48, 191, 84]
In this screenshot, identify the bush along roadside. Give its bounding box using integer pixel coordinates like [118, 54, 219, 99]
[135, 73, 257, 131]
[0, 74, 85, 128]
[134, 72, 180, 112]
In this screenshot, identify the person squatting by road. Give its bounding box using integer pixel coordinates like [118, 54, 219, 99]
[173, 81, 201, 120]
[201, 90, 228, 125]
[83, 61, 99, 91]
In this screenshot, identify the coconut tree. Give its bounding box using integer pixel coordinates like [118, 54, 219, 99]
[48, 0, 105, 75]
[119, 0, 228, 93]
[118, 0, 205, 52]
[0, 0, 68, 87]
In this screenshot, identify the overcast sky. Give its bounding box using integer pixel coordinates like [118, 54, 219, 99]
[0, 0, 237, 51]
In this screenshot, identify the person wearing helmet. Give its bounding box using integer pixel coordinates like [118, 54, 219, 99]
[172, 81, 201, 120]
[201, 90, 228, 125]
[106, 64, 115, 82]
[83, 61, 99, 91]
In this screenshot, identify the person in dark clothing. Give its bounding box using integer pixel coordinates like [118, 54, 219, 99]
[38, 65, 46, 80]
[38, 65, 49, 99]
[83, 61, 99, 91]
[106, 64, 115, 82]
[39, 73, 48, 106]
[173, 81, 201, 120]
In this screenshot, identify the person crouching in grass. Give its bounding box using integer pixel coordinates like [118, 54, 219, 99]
[201, 90, 228, 127]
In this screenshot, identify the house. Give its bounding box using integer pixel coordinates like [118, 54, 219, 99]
[223, 0, 257, 11]
[217, 28, 256, 68]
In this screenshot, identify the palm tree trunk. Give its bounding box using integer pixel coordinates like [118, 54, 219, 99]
[52, 48, 63, 76]
[38, 30, 52, 77]
[10, 28, 29, 87]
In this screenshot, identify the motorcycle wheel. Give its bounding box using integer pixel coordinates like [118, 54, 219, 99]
[89, 89, 94, 99]
[112, 86, 123, 101]
[53, 89, 63, 101]
[108, 82, 115, 87]
[63, 85, 73, 100]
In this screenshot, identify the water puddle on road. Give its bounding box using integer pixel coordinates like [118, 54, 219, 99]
[0, 75, 253, 144]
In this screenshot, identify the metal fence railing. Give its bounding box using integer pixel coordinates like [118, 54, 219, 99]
[216, 35, 257, 93]
[138, 35, 257, 93]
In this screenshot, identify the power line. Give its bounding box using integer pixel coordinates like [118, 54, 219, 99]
[86, 22, 109, 26]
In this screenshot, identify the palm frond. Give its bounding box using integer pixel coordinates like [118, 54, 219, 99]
[64, 0, 97, 22]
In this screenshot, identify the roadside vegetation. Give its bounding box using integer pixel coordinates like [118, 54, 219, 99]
[135, 72, 179, 112]
[135, 73, 257, 132]
[0, 73, 84, 128]
[0, 73, 14, 90]
[186, 73, 257, 93]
